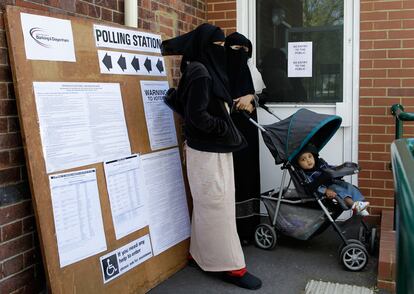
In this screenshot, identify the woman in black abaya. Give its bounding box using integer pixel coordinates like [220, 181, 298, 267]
[225, 32, 261, 245]
[161, 24, 262, 290]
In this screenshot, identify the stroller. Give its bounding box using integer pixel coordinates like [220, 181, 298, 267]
[244, 107, 377, 272]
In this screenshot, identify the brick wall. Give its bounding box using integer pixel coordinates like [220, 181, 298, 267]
[359, 0, 414, 219]
[206, 0, 236, 35]
[0, 1, 206, 293]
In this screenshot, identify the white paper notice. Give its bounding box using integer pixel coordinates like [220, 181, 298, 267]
[140, 80, 177, 151]
[100, 234, 153, 283]
[33, 82, 131, 173]
[141, 148, 190, 255]
[104, 155, 148, 240]
[49, 169, 107, 267]
[20, 13, 76, 62]
[288, 42, 313, 77]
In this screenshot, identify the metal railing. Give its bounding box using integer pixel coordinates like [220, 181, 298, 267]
[391, 104, 414, 140]
[390, 138, 414, 294]
[390, 104, 414, 229]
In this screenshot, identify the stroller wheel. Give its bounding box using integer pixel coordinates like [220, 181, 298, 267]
[254, 224, 277, 250]
[340, 242, 369, 271]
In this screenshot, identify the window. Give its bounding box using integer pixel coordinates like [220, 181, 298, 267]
[256, 0, 344, 103]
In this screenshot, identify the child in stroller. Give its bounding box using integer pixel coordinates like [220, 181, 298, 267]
[295, 144, 370, 216]
[244, 108, 377, 271]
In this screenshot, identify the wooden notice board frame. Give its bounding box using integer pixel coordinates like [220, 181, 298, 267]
[5, 6, 189, 293]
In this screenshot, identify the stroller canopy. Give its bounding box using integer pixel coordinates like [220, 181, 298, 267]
[262, 109, 342, 164]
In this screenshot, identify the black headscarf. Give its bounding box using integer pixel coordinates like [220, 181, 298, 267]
[161, 23, 232, 104]
[224, 32, 255, 99]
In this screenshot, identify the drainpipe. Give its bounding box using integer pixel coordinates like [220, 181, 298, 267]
[125, 0, 138, 28]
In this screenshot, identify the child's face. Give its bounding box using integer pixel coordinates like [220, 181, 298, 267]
[297, 152, 315, 170]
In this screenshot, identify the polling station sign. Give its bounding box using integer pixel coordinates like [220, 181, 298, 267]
[94, 24, 162, 54]
[99, 234, 153, 283]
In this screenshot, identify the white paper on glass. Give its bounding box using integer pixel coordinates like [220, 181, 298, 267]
[99, 234, 153, 283]
[103, 154, 148, 239]
[49, 168, 107, 267]
[141, 148, 190, 255]
[288, 42, 313, 77]
[140, 80, 177, 151]
[94, 24, 162, 53]
[98, 50, 167, 76]
[20, 13, 76, 62]
[33, 82, 131, 173]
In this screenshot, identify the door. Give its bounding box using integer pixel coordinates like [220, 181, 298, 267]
[237, 0, 359, 196]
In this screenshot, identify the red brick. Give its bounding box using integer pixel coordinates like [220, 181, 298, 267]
[360, 40, 373, 50]
[372, 134, 394, 142]
[360, 50, 387, 59]
[372, 152, 392, 161]
[360, 69, 386, 78]
[0, 117, 7, 133]
[0, 99, 17, 116]
[0, 133, 21, 149]
[359, 179, 385, 188]
[389, 10, 414, 20]
[388, 88, 414, 97]
[361, 2, 373, 12]
[75, 1, 89, 15]
[373, 79, 400, 87]
[1, 220, 22, 242]
[212, 2, 236, 11]
[359, 107, 386, 115]
[374, 1, 402, 10]
[359, 125, 386, 134]
[208, 11, 225, 19]
[361, 11, 388, 21]
[389, 68, 414, 77]
[360, 31, 387, 40]
[402, 59, 414, 67]
[23, 248, 40, 268]
[359, 97, 373, 106]
[14, 0, 48, 11]
[372, 189, 395, 197]
[402, 19, 414, 29]
[0, 255, 23, 279]
[389, 30, 414, 39]
[0, 267, 35, 294]
[372, 170, 393, 180]
[0, 83, 7, 99]
[0, 201, 32, 226]
[9, 148, 25, 166]
[7, 117, 20, 132]
[0, 234, 33, 260]
[0, 150, 9, 167]
[360, 88, 386, 96]
[373, 59, 401, 68]
[360, 160, 386, 171]
[389, 49, 414, 58]
[101, 8, 112, 22]
[0, 167, 20, 185]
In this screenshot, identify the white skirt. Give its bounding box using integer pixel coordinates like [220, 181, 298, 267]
[186, 145, 245, 271]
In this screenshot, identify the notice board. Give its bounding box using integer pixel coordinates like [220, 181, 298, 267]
[5, 5, 190, 293]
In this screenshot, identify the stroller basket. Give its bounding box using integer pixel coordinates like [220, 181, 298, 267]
[262, 197, 326, 240]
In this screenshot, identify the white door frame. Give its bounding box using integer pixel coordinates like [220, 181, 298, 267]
[236, 0, 360, 183]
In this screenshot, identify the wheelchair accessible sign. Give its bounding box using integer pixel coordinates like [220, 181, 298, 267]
[99, 234, 153, 283]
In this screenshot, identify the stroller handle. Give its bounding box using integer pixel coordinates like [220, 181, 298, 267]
[239, 111, 266, 132]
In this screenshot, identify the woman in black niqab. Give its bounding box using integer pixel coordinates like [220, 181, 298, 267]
[225, 32, 261, 245]
[161, 24, 262, 290]
[161, 23, 231, 104]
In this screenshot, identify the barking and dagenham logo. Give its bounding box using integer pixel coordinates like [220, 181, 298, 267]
[29, 27, 70, 48]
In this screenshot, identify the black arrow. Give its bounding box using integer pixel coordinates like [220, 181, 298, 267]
[131, 56, 140, 71]
[117, 55, 127, 71]
[102, 53, 112, 71]
[144, 57, 152, 72]
[156, 59, 164, 73]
